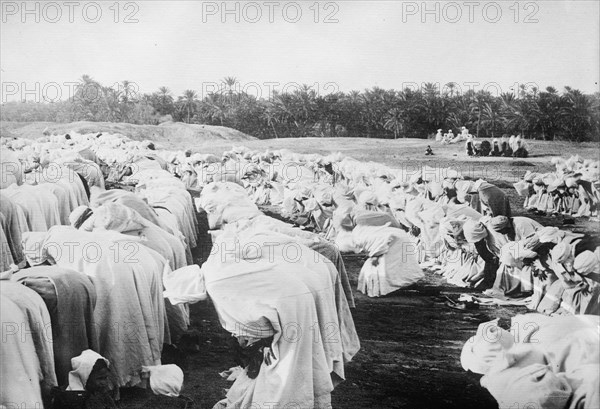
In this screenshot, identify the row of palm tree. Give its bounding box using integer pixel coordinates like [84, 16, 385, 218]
[1, 76, 598, 141]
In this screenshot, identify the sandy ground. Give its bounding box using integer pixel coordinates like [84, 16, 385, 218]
[0, 120, 256, 145]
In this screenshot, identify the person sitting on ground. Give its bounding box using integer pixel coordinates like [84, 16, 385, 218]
[500, 135, 512, 157]
[64, 350, 119, 406]
[479, 140, 492, 157]
[549, 242, 600, 315]
[468, 180, 512, 217]
[490, 138, 501, 156]
[425, 145, 434, 156]
[463, 220, 500, 290]
[461, 126, 470, 139]
[512, 135, 529, 158]
[487, 215, 543, 242]
[466, 136, 476, 156]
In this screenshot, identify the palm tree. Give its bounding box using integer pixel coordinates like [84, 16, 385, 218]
[178, 90, 198, 123]
[202, 92, 227, 125]
[480, 101, 503, 138]
[534, 87, 561, 140]
[262, 107, 279, 138]
[445, 82, 459, 97]
[158, 86, 172, 104]
[468, 91, 490, 137]
[222, 76, 238, 94]
[384, 107, 404, 139]
[155, 86, 174, 116]
[560, 90, 593, 141]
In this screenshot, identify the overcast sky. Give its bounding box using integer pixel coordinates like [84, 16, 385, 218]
[1, 0, 598, 102]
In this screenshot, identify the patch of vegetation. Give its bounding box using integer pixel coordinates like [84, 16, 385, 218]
[2, 76, 598, 142]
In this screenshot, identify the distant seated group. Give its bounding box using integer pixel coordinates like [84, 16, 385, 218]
[514, 156, 600, 218]
[435, 128, 529, 158]
[436, 127, 471, 144]
[467, 134, 529, 158]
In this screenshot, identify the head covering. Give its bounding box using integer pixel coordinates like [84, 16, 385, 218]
[69, 206, 94, 230]
[357, 190, 378, 207]
[141, 364, 184, 397]
[481, 362, 572, 409]
[547, 178, 565, 193]
[565, 177, 578, 188]
[427, 181, 444, 199]
[333, 206, 354, 231]
[516, 240, 538, 260]
[460, 320, 515, 374]
[523, 171, 538, 182]
[551, 242, 573, 264]
[439, 218, 465, 249]
[490, 216, 510, 232]
[573, 251, 599, 275]
[438, 218, 464, 238]
[67, 349, 110, 391]
[21, 232, 49, 266]
[463, 220, 488, 243]
[523, 234, 541, 252]
[303, 198, 320, 212]
[388, 195, 407, 211]
[409, 172, 422, 185]
[314, 189, 333, 206]
[445, 169, 460, 180]
[471, 179, 485, 192]
[538, 226, 563, 244]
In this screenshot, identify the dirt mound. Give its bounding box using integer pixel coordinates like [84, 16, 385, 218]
[0, 121, 256, 149]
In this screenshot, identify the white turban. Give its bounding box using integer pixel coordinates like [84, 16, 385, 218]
[574, 251, 599, 276]
[481, 361, 571, 409]
[388, 195, 407, 211]
[438, 218, 464, 238]
[141, 364, 184, 398]
[314, 189, 333, 206]
[460, 320, 515, 374]
[463, 220, 488, 243]
[69, 206, 94, 231]
[68, 349, 111, 391]
[551, 242, 573, 264]
[21, 232, 49, 266]
[358, 190, 378, 206]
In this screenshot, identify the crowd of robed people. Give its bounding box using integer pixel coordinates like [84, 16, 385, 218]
[1, 129, 598, 409]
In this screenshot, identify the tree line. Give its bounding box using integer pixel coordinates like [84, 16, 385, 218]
[1, 75, 598, 141]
